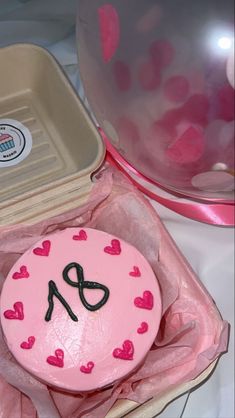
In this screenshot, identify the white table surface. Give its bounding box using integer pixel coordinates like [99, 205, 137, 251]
[0, 2, 234, 417]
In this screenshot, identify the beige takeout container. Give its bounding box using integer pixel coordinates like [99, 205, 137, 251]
[0, 44, 217, 417]
[0, 44, 104, 226]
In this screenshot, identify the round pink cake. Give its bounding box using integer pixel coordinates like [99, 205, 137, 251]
[0, 228, 162, 392]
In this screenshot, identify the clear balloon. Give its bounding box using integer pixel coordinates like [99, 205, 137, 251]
[77, 0, 234, 200]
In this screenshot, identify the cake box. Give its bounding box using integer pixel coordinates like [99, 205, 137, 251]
[0, 44, 104, 226]
[0, 44, 218, 417]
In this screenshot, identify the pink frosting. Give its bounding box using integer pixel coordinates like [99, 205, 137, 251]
[0, 228, 162, 393]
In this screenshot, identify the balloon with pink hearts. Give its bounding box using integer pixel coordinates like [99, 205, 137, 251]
[77, 0, 234, 201]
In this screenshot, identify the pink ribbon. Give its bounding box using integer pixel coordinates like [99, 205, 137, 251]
[100, 130, 235, 226]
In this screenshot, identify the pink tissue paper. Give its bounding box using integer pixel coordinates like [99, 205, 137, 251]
[0, 167, 229, 418]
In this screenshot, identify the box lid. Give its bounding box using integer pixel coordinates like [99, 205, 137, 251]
[0, 44, 105, 226]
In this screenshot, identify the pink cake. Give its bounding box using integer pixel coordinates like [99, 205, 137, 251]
[0, 228, 162, 392]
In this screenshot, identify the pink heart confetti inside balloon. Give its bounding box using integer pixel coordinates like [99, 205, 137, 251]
[98, 4, 120, 63]
[166, 126, 205, 164]
[136, 5, 162, 33]
[138, 59, 161, 91]
[157, 108, 184, 136]
[149, 39, 175, 69]
[113, 60, 132, 92]
[183, 94, 209, 126]
[164, 75, 190, 103]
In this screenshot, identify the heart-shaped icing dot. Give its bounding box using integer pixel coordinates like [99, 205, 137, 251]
[20, 336, 35, 349]
[137, 322, 149, 334]
[134, 291, 154, 310]
[12, 266, 30, 280]
[33, 240, 51, 257]
[80, 361, 95, 374]
[47, 349, 64, 368]
[104, 239, 121, 255]
[129, 266, 141, 277]
[113, 340, 134, 361]
[73, 230, 87, 241]
[4, 302, 24, 320]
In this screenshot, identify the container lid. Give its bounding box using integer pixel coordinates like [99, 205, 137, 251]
[0, 44, 105, 226]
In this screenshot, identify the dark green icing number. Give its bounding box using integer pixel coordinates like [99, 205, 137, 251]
[45, 263, 110, 321]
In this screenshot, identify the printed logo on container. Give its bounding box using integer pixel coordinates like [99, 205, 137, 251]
[0, 119, 32, 168]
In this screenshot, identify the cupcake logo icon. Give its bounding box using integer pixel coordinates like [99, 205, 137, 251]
[0, 133, 15, 152]
[0, 119, 32, 168]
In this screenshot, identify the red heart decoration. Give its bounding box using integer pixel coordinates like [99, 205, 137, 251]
[12, 266, 30, 280]
[104, 239, 121, 255]
[113, 340, 134, 360]
[80, 361, 95, 374]
[98, 4, 120, 63]
[33, 240, 51, 257]
[129, 266, 141, 277]
[137, 322, 149, 334]
[73, 230, 87, 241]
[4, 302, 24, 320]
[134, 291, 154, 310]
[47, 349, 64, 368]
[20, 336, 35, 349]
